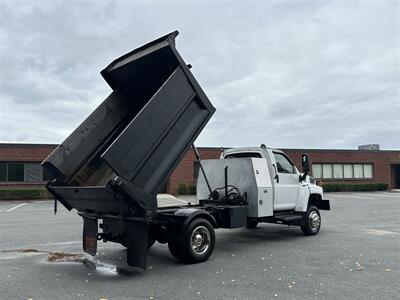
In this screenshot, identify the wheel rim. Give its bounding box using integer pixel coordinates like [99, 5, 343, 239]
[190, 225, 210, 255]
[309, 211, 320, 230]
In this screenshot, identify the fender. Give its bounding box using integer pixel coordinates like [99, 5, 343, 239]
[174, 208, 217, 229]
[309, 193, 331, 210]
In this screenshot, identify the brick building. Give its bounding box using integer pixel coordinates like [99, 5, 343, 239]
[1, 143, 400, 193]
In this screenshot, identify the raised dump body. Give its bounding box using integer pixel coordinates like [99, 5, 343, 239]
[42, 31, 215, 268]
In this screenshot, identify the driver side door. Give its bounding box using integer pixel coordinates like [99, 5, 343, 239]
[272, 152, 299, 211]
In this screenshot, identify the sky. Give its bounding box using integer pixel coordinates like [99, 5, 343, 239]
[0, 1, 399, 149]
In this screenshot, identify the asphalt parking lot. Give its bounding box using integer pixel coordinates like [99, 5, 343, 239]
[1, 191, 399, 300]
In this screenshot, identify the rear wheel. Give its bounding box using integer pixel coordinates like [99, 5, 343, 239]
[168, 218, 215, 264]
[301, 205, 321, 236]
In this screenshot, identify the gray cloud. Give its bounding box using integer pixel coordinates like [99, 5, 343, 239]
[0, 1, 399, 149]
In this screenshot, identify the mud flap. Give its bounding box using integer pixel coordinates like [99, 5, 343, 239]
[126, 220, 148, 270]
[83, 217, 98, 256]
[320, 199, 331, 210]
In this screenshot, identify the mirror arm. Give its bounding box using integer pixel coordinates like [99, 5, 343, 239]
[299, 171, 308, 182]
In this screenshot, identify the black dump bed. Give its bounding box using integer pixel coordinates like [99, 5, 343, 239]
[43, 31, 215, 217]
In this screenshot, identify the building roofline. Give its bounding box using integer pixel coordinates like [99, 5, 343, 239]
[0, 143, 398, 153]
[279, 148, 400, 153]
[0, 143, 58, 148]
[193, 146, 400, 153]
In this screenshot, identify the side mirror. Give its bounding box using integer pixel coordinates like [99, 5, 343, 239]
[300, 153, 310, 182]
[302, 153, 310, 173]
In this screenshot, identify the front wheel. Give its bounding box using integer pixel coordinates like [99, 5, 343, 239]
[301, 205, 321, 236]
[168, 218, 215, 264]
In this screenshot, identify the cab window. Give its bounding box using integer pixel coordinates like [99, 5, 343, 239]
[224, 152, 262, 159]
[273, 152, 295, 174]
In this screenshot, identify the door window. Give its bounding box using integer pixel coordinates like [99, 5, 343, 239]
[273, 153, 295, 174]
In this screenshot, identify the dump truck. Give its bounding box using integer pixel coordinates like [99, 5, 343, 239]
[43, 31, 330, 270]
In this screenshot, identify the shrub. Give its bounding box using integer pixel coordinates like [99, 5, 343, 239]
[0, 188, 53, 200]
[188, 185, 196, 195]
[177, 182, 188, 195]
[322, 183, 388, 192]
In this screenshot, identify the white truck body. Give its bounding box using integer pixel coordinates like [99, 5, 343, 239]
[197, 146, 324, 218]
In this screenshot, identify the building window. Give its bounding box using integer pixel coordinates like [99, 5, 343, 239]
[0, 162, 49, 182]
[343, 164, 353, 178]
[7, 162, 24, 181]
[312, 163, 373, 179]
[354, 164, 363, 178]
[322, 164, 333, 178]
[0, 162, 7, 181]
[333, 164, 343, 178]
[312, 164, 322, 179]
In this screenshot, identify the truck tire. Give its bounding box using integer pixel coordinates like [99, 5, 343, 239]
[246, 218, 259, 229]
[168, 240, 183, 260]
[301, 205, 321, 236]
[168, 218, 215, 263]
[147, 237, 156, 249]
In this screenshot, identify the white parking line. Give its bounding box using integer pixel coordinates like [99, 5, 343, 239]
[329, 194, 374, 199]
[359, 193, 400, 198]
[381, 192, 400, 198]
[365, 229, 400, 236]
[6, 203, 28, 212]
